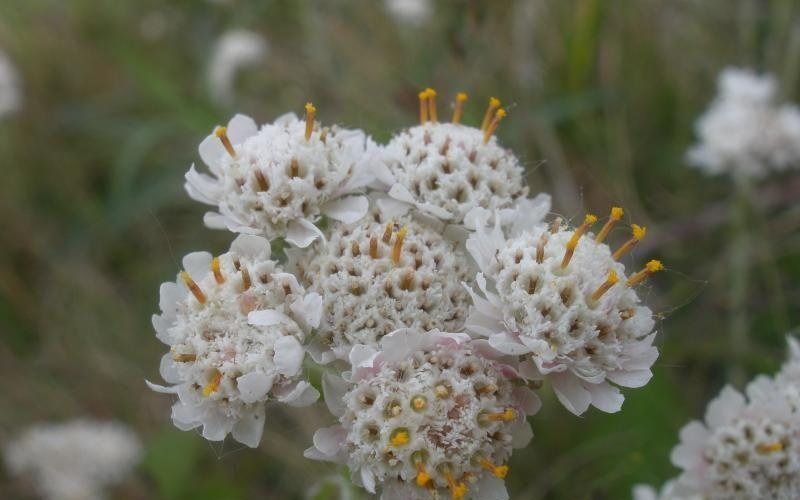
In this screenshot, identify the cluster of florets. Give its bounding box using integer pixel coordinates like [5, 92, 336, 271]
[635, 337, 800, 500]
[149, 91, 666, 499]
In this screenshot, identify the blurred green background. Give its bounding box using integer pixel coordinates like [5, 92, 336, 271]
[1, 0, 799, 498]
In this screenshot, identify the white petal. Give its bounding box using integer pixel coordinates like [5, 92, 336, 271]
[198, 133, 224, 172]
[158, 281, 183, 313]
[182, 251, 213, 279]
[248, 309, 293, 326]
[226, 114, 258, 143]
[349, 344, 379, 370]
[322, 195, 369, 224]
[473, 474, 509, 500]
[303, 445, 335, 462]
[312, 425, 345, 456]
[631, 485, 658, 500]
[171, 402, 201, 430]
[587, 382, 624, 413]
[487, 333, 530, 355]
[146, 380, 178, 394]
[375, 195, 411, 219]
[290, 292, 323, 329]
[230, 233, 270, 260]
[705, 386, 745, 427]
[607, 369, 653, 389]
[274, 336, 304, 376]
[549, 371, 592, 415]
[509, 418, 534, 449]
[388, 183, 417, 204]
[203, 211, 229, 230]
[277, 381, 319, 407]
[231, 404, 265, 448]
[465, 216, 506, 273]
[159, 353, 182, 384]
[360, 467, 376, 494]
[184, 164, 222, 205]
[513, 386, 542, 416]
[380, 329, 425, 364]
[201, 408, 234, 441]
[322, 372, 349, 418]
[274, 112, 297, 126]
[508, 193, 551, 236]
[285, 218, 325, 248]
[237, 371, 275, 404]
[671, 421, 707, 468]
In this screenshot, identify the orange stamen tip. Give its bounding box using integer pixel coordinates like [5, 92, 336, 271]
[456, 92, 468, 102]
[584, 213, 598, 225]
[389, 428, 410, 447]
[495, 108, 507, 119]
[632, 224, 647, 240]
[202, 370, 222, 397]
[416, 466, 431, 487]
[212, 257, 225, 284]
[425, 87, 437, 97]
[646, 260, 664, 272]
[214, 126, 236, 157]
[489, 97, 501, 108]
[214, 126, 227, 138]
[304, 102, 316, 140]
[305, 102, 316, 114]
[179, 271, 207, 304]
[610, 206, 624, 220]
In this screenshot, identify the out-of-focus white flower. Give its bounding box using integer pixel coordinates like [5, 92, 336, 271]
[4, 419, 141, 500]
[185, 111, 377, 247]
[207, 29, 268, 104]
[0, 49, 21, 118]
[384, 0, 432, 26]
[631, 481, 701, 500]
[465, 207, 661, 415]
[305, 329, 540, 500]
[294, 201, 473, 363]
[687, 67, 800, 178]
[148, 234, 321, 447]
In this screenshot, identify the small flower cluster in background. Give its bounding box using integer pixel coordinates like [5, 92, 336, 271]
[148, 90, 665, 499]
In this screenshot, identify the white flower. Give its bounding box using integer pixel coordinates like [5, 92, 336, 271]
[377, 107, 530, 225]
[207, 29, 268, 104]
[305, 329, 540, 500]
[384, 0, 432, 26]
[0, 49, 21, 118]
[185, 110, 377, 247]
[148, 234, 322, 447]
[687, 67, 800, 178]
[294, 202, 473, 363]
[4, 419, 141, 500]
[631, 481, 701, 500]
[464, 208, 661, 415]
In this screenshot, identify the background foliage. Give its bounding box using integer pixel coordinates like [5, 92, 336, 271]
[1, 0, 799, 498]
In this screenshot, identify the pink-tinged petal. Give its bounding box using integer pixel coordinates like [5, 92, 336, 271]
[303, 445, 335, 462]
[518, 360, 543, 381]
[487, 333, 530, 355]
[226, 114, 258, 143]
[273, 336, 304, 376]
[509, 418, 534, 449]
[231, 404, 265, 448]
[473, 474, 509, 500]
[513, 386, 542, 416]
[230, 234, 270, 260]
[277, 381, 319, 407]
[291, 292, 323, 329]
[307, 337, 337, 365]
[285, 218, 325, 248]
[360, 467, 376, 494]
[247, 309, 293, 326]
[607, 369, 653, 389]
[159, 353, 182, 384]
[312, 425, 346, 456]
[146, 380, 178, 394]
[182, 251, 213, 279]
[380, 329, 425, 364]
[322, 372, 349, 418]
[549, 371, 592, 415]
[237, 371, 275, 404]
[322, 195, 369, 224]
[705, 386, 745, 427]
[586, 382, 624, 413]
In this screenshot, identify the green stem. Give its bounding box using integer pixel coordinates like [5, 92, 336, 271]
[729, 175, 752, 386]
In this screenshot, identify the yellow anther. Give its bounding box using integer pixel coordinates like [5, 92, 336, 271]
[482, 108, 507, 144]
[415, 467, 431, 487]
[591, 270, 619, 301]
[212, 257, 225, 284]
[595, 206, 624, 243]
[304, 102, 316, 140]
[411, 395, 427, 411]
[351, 240, 361, 257]
[445, 472, 468, 500]
[171, 352, 196, 362]
[757, 442, 784, 454]
[434, 384, 451, 398]
[419, 90, 430, 124]
[452, 92, 468, 124]
[488, 408, 516, 422]
[382, 221, 394, 243]
[561, 214, 598, 268]
[214, 126, 236, 157]
[476, 383, 498, 395]
[254, 169, 269, 191]
[241, 267, 252, 291]
[202, 369, 222, 397]
[481, 96, 502, 131]
[425, 88, 438, 122]
[391, 226, 408, 265]
[626, 260, 664, 287]
[369, 236, 379, 259]
[613, 224, 647, 260]
[479, 458, 509, 479]
[389, 428, 410, 447]
[179, 271, 207, 304]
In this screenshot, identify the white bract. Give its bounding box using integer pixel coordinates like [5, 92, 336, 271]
[687, 67, 800, 178]
[3, 419, 141, 500]
[465, 210, 660, 415]
[0, 49, 21, 118]
[207, 29, 268, 104]
[148, 234, 321, 447]
[305, 329, 540, 500]
[295, 204, 473, 363]
[185, 112, 376, 247]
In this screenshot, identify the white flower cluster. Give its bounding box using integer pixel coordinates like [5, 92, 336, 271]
[0, 49, 21, 118]
[635, 337, 800, 500]
[207, 29, 268, 104]
[687, 67, 800, 179]
[3, 419, 141, 500]
[153, 93, 665, 499]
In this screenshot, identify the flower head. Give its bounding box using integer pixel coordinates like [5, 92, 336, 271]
[4, 419, 141, 500]
[305, 329, 540, 499]
[186, 109, 377, 246]
[148, 234, 322, 447]
[465, 207, 661, 415]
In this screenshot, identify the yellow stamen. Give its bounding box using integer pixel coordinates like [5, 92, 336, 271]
[481, 97, 501, 131]
[426, 88, 438, 122]
[214, 126, 236, 157]
[211, 257, 225, 284]
[445, 472, 468, 500]
[626, 260, 664, 287]
[241, 267, 252, 291]
[254, 169, 269, 191]
[351, 240, 361, 257]
[612, 224, 646, 260]
[179, 271, 207, 304]
[452, 92, 468, 124]
[419, 90, 430, 124]
[411, 395, 427, 411]
[595, 206, 624, 243]
[561, 214, 598, 268]
[202, 369, 222, 397]
[487, 408, 517, 422]
[382, 221, 394, 243]
[172, 352, 196, 362]
[757, 442, 784, 454]
[591, 270, 619, 301]
[415, 464, 431, 487]
[391, 226, 408, 265]
[389, 428, 410, 447]
[369, 236, 379, 259]
[304, 102, 316, 140]
[482, 108, 507, 144]
[479, 458, 509, 479]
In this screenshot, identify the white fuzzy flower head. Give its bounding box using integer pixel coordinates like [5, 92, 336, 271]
[4, 419, 141, 500]
[384, 0, 432, 26]
[687, 67, 800, 179]
[0, 49, 21, 118]
[465, 207, 661, 415]
[207, 29, 268, 104]
[306, 330, 540, 500]
[378, 91, 529, 226]
[148, 234, 322, 447]
[185, 109, 376, 247]
[295, 205, 473, 362]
